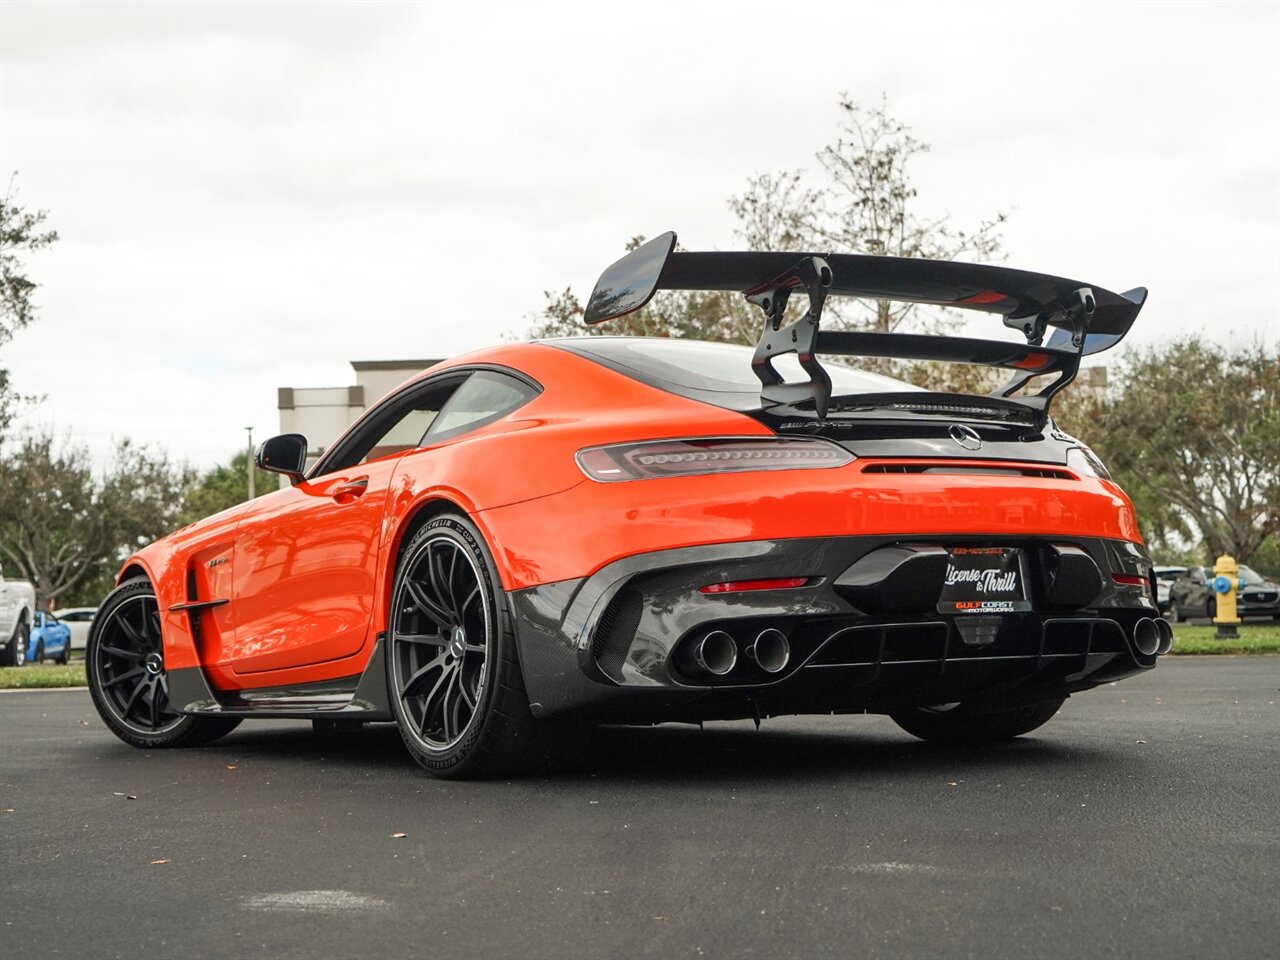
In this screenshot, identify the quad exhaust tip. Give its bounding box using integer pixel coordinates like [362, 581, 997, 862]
[692, 630, 738, 676]
[1133, 617, 1160, 657]
[746, 628, 791, 674]
[1155, 618, 1174, 656]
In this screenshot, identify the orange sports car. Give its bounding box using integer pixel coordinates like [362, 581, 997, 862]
[87, 232, 1167, 778]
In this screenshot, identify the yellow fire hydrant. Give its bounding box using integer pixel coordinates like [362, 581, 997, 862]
[1210, 554, 1243, 639]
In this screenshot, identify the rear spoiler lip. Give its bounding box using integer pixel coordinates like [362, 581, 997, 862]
[582, 231, 1147, 425]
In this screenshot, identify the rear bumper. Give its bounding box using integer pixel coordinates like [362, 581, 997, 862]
[509, 534, 1162, 721]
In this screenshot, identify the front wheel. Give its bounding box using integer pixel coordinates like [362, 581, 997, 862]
[56, 639, 71, 665]
[387, 514, 590, 779]
[87, 579, 241, 748]
[3, 620, 28, 667]
[890, 697, 1066, 745]
[1168, 600, 1182, 623]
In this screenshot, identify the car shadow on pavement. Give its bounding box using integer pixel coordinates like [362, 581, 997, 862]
[574, 721, 1112, 786]
[193, 717, 1117, 786]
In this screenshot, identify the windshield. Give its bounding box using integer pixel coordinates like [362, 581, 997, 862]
[1238, 565, 1268, 585]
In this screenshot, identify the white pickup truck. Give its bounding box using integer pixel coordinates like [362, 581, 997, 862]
[1, 563, 36, 666]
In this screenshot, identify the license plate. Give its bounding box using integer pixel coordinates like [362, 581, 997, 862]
[938, 547, 1031, 615]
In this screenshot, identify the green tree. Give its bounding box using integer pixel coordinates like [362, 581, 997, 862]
[0, 432, 195, 607]
[522, 96, 1008, 344]
[1085, 339, 1279, 564]
[0, 176, 59, 435]
[181, 452, 276, 526]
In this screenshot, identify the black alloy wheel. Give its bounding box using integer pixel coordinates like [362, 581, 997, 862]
[87, 579, 240, 749]
[34, 639, 44, 664]
[392, 525, 490, 751]
[388, 515, 590, 779]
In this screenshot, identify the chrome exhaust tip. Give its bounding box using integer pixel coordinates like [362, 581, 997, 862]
[692, 630, 738, 676]
[746, 628, 790, 674]
[1155, 618, 1174, 656]
[1133, 617, 1160, 657]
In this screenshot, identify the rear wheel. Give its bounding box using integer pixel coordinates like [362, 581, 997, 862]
[1168, 599, 1182, 623]
[890, 697, 1066, 745]
[387, 514, 590, 779]
[34, 639, 45, 664]
[87, 579, 241, 748]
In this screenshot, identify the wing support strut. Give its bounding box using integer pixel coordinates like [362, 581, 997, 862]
[747, 256, 836, 418]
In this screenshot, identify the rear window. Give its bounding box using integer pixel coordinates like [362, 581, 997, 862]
[550, 337, 919, 402]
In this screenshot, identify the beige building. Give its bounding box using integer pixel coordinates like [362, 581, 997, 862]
[277, 359, 442, 471]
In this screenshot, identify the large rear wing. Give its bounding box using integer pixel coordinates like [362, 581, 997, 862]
[583, 231, 1146, 424]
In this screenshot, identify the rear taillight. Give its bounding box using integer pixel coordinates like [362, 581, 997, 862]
[575, 437, 855, 482]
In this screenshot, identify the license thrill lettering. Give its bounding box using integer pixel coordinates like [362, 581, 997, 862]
[943, 566, 1018, 592]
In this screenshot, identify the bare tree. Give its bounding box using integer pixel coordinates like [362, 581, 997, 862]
[523, 95, 1008, 345]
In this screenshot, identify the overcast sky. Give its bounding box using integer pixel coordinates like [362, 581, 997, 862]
[2, 0, 1277, 469]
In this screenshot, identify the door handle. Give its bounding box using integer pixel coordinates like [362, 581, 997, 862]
[332, 478, 369, 503]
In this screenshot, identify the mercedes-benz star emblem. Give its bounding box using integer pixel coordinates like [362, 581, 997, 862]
[949, 424, 983, 451]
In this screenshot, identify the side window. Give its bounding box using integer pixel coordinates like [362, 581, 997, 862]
[425, 371, 538, 441]
[318, 378, 466, 474]
[358, 403, 438, 466]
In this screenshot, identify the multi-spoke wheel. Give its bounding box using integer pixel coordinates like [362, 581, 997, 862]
[87, 579, 240, 748]
[388, 515, 590, 779]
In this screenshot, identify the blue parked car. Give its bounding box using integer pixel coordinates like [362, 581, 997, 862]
[26, 611, 72, 665]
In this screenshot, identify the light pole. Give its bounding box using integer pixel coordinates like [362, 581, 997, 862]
[246, 427, 255, 500]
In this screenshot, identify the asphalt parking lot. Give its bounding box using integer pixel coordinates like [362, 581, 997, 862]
[2, 657, 1277, 960]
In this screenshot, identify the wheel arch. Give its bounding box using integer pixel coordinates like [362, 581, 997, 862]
[379, 496, 482, 635]
[118, 562, 153, 586]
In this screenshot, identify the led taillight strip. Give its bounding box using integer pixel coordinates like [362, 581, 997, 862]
[576, 437, 855, 482]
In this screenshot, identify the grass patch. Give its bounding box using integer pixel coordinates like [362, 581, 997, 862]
[0, 664, 87, 689]
[1167, 623, 1280, 655]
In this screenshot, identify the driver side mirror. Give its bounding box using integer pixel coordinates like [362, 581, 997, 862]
[255, 434, 309, 486]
